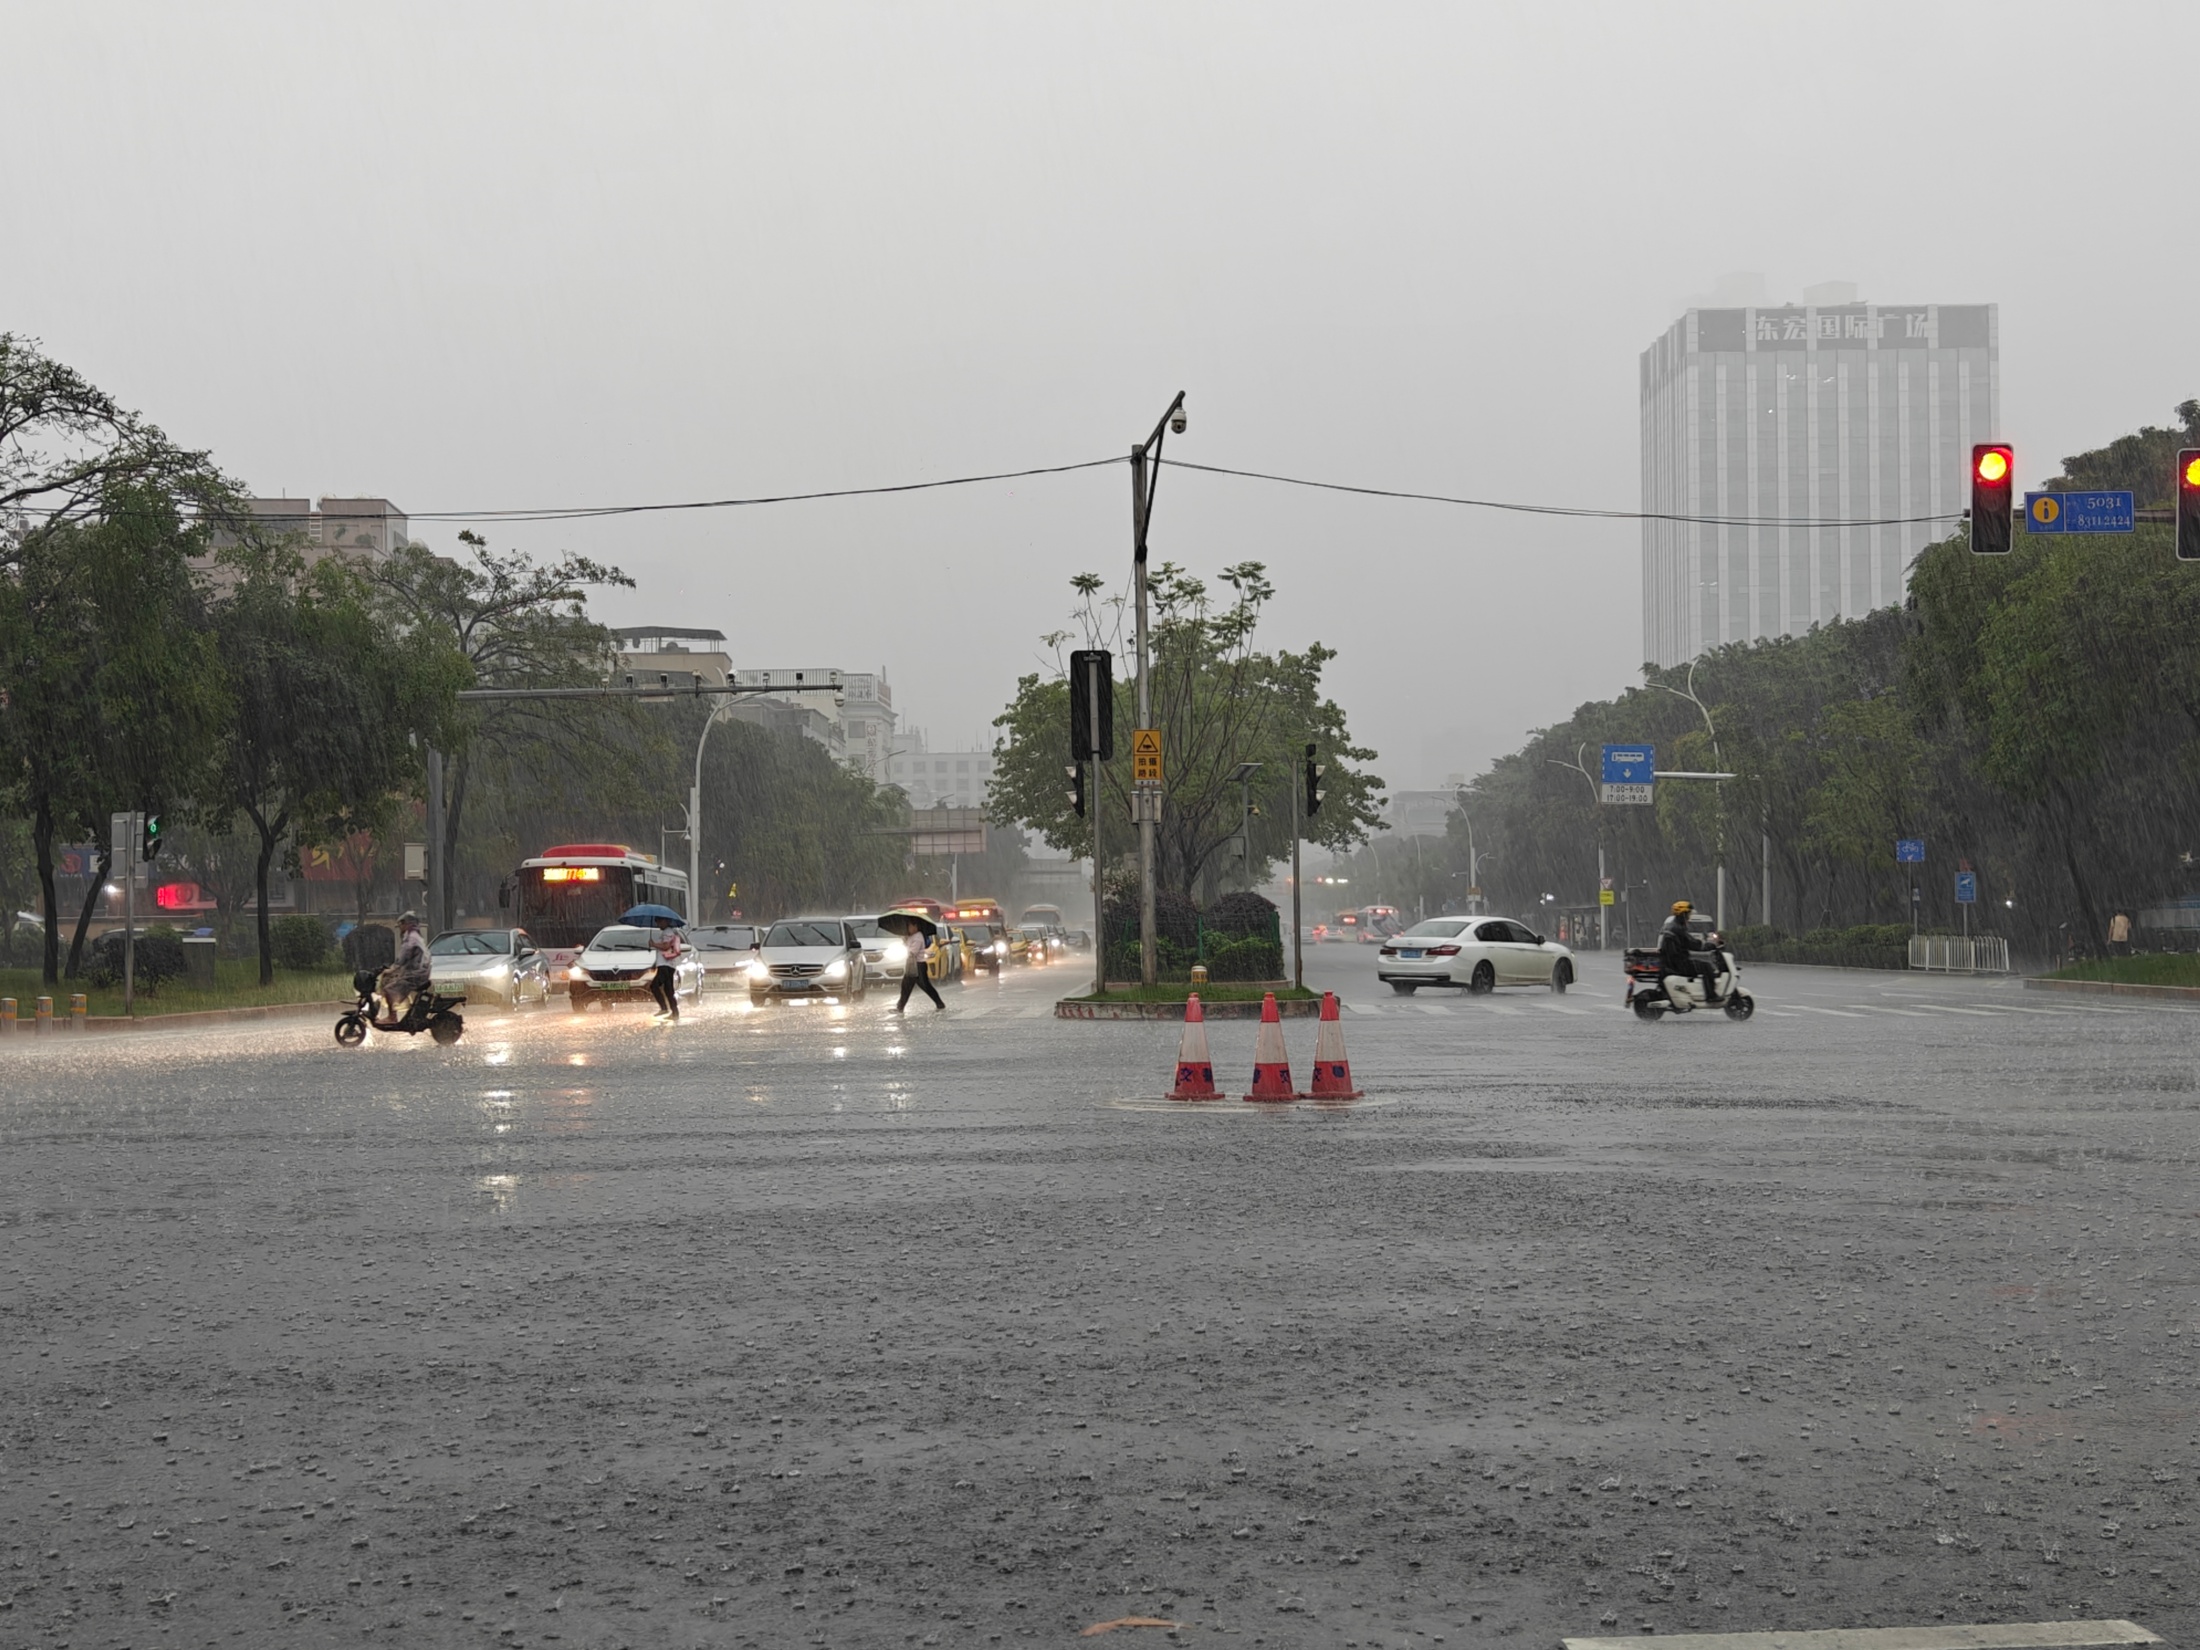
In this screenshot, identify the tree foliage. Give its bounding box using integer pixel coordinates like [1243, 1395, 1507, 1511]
[2040, 399, 2200, 506]
[990, 562, 1380, 900]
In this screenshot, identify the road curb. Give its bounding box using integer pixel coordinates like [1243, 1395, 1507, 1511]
[1056, 998, 1322, 1021]
[57, 1000, 352, 1035]
[2021, 975, 2200, 1003]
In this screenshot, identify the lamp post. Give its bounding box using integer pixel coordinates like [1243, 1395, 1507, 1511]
[1453, 792, 1493, 914]
[688, 701, 733, 924]
[1129, 391, 1188, 987]
[1548, 743, 1608, 950]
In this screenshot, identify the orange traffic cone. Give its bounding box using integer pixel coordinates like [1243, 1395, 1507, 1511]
[1168, 993, 1221, 1100]
[1307, 991, 1364, 1099]
[1242, 991, 1300, 1102]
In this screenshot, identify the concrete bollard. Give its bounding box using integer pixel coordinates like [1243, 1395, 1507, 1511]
[35, 995, 53, 1034]
[0, 997, 14, 1036]
[70, 992, 88, 1031]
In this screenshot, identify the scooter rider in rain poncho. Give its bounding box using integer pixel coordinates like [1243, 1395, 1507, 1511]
[379, 912, 433, 1025]
[1659, 900, 1722, 1005]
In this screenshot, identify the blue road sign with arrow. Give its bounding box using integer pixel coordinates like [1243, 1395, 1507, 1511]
[1895, 838, 1925, 864]
[1955, 870, 1977, 904]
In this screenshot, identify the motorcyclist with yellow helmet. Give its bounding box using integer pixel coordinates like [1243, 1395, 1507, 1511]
[1657, 899, 1722, 1003]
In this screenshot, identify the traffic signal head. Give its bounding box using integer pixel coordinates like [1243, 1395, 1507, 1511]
[1066, 763, 1086, 818]
[1970, 444, 2014, 554]
[2179, 449, 2200, 563]
[1303, 742, 1325, 817]
[141, 813, 163, 862]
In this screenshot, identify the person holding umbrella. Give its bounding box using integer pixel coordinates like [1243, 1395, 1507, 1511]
[622, 903, 689, 1023]
[880, 907, 946, 1013]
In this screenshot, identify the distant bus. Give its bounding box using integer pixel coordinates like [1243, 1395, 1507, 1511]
[505, 844, 690, 969]
[1018, 903, 1065, 930]
[944, 898, 1007, 929]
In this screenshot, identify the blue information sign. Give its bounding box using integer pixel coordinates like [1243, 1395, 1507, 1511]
[1955, 870, 1977, 904]
[1601, 744, 1654, 784]
[2024, 490, 2136, 534]
[1895, 838, 1925, 864]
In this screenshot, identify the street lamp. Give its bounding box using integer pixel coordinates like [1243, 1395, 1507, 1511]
[1129, 390, 1187, 987]
[688, 701, 735, 924]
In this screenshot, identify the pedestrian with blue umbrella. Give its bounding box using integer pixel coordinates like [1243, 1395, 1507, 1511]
[624, 904, 688, 1023]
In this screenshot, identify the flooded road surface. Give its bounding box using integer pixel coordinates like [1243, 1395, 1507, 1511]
[3, 951, 2195, 1647]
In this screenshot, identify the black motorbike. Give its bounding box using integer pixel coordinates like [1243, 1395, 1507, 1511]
[335, 969, 466, 1047]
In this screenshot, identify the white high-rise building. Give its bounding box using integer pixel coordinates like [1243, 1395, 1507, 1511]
[1640, 294, 1999, 666]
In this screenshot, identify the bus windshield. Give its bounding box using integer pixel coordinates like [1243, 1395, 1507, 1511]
[515, 866, 645, 949]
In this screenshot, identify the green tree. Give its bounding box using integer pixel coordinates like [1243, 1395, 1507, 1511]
[1, 334, 234, 571]
[209, 543, 425, 984]
[990, 563, 1381, 903]
[2040, 399, 2200, 506]
[368, 532, 641, 930]
[0, 486, 229, 982]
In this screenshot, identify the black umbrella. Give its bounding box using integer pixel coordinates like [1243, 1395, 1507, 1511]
[877, 908, 939, 938]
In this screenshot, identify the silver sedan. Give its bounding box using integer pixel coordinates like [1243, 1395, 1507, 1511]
[1375, 916, 1575, 995]
[428, 928, 553, 1006]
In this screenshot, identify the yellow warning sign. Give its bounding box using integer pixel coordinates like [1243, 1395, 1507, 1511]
[1599, 888, 1615, 906]
[1132, 727, 1163, 784]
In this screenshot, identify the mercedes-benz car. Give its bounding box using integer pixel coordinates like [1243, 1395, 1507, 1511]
[429, 928, 552, 1006]
[742, 918, 868, 1005]
[1375, 916, 1575, 995]
[566, 925, 704, 1011]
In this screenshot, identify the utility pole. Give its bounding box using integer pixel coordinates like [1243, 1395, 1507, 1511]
[1289, 766, 1303, 990]
[1089, 651, 1107, 999]
[426, 749, 446, 934]
[1128, 392, 1187, 989]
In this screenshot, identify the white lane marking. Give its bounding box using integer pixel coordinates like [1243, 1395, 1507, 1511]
[1792, 1004, 1866, 1018]
[1847, 1005, 1933, 1017]
[1019, 1002, 1056, 1017]
[1765, 1010, 1801, 1017]
[1484, 1002, 1527, 1016]
[1562, 1620, 2159, 1650]
[1913, 1003, 2011, 1017]
[1541, 1003, 1591, 1015]
[1412, 1002, 1452, 1016]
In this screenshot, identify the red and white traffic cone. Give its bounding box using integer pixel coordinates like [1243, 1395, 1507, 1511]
[1242, 991, 1300, 1102]
[1168, 993, 1221, 1100]
[1307, 991, 1364, 1100]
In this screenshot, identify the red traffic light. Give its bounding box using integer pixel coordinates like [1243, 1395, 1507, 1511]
[2184, 452, 2200, 491]
[1970, 443, 2014, 554]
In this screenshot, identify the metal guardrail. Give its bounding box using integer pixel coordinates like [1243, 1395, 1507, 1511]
[1909, 934, 2011, 974]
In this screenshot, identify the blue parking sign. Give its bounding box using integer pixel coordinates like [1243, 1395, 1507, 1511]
[1895, 838, 1925, 864]
[1601, 745, 1653, 784]
[1954, 870, 1977, 904]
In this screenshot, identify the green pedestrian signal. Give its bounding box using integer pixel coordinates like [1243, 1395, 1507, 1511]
[142, 813, 163, 863]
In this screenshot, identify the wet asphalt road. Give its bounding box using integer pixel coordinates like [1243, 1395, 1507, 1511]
[2, 946, 2196, 1650]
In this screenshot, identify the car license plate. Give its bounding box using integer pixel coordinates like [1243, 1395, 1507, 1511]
[598, 981, 633, 991]
[1400, 949, 1422, 959]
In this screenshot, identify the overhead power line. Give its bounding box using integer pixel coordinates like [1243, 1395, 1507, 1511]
[1164, 459, 1964, 530]
[7, 449, 1962, 531]
[404, 456, 1122, 522]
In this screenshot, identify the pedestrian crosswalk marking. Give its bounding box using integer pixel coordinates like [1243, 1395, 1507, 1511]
[1793, 1004, 1867, 1018]
[1849, 1005, 1933, 1017]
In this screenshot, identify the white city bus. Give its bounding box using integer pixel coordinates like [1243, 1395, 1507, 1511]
[503, 844, 690, 972]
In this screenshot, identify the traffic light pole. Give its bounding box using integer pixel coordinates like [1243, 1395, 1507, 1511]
[1290, 772, 1303, 991]
[1088, 652, 1106, 999]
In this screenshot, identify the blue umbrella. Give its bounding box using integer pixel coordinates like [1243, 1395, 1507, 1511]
[622, 903, 687, 927]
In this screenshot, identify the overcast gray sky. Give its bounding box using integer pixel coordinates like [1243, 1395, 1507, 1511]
[6, 1, 2195, 790]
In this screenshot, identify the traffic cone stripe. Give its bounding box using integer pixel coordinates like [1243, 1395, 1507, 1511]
[1168, 993, 1222, 1100]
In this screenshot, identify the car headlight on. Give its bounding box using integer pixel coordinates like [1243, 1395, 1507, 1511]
[822, 960, 848, 981]
[743, 959, 769, 978]
[567, 964, 588, 981]
[883, 941, 908, 967]
[992, 941, 1007, 956]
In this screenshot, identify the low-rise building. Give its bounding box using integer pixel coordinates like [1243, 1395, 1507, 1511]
[612, 626, 733, 689]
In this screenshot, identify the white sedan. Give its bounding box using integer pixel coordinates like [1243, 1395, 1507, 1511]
[566, 925, 705, 1011]
[1375, 916, 1575, 995]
